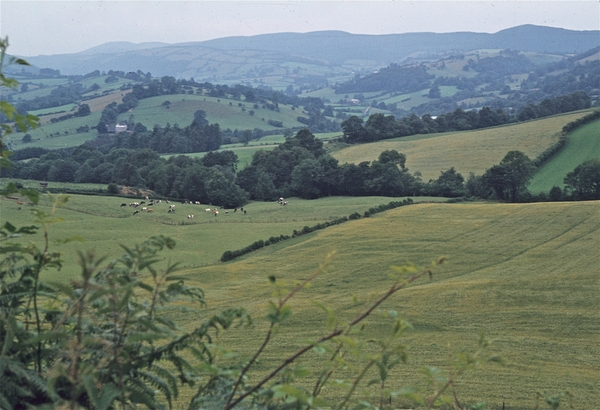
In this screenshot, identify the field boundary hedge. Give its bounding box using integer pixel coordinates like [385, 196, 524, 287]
[220, 198, 414, 262]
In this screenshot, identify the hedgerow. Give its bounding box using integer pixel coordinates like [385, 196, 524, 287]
[221, 199, 414, 263]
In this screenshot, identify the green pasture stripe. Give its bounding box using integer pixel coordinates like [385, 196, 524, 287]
[528, 119, 600, 193]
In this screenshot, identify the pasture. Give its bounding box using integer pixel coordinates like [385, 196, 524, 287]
[528, 118, 600, 193]
[1, 193, 442, 281]
[331, 110, 595, 181]
[175, 200, 599, 408]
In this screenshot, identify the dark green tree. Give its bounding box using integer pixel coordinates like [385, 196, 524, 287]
[430, 167, 466, 197]
[563, 158, 600, 200]
[378, 149, 406, 170]
[291, 158, 324, 199]
[341, 115, 366, 143]
[76, 103, 91, 116]
[483, 151, 534, 202]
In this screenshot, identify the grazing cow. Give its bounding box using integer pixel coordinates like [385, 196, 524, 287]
[188, 215, 194, 219]
[147, 209, 153, 213]
[168, 204, 176, 213]
[213, 209, 219, 217]
[243, 210, 247, 214]
[120, 203, 127, 207]
[133, 210, 140, 215]
[205, 208, 211, 212]
[142, 207, 147, 211]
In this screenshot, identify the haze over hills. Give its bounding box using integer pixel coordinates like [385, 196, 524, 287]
[22, 25, 600, 82]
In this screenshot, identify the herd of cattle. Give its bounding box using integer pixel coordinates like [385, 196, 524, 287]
[121, 197, 291, 218]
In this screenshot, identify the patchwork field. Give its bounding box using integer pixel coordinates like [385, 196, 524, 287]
[331, 110, 595, 181]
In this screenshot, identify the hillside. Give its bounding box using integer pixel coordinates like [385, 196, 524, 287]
[179, 200, 599, 407]
[21, 25, 599, 82]
[330, 110, 595, 181]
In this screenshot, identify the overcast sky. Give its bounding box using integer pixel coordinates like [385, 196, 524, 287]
[1, 0, 599, 57]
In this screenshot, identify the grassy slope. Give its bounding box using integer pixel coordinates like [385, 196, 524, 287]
[331, 110, 594, 181]
[528, 119, 600, 193]
[177, 201, 599, 408]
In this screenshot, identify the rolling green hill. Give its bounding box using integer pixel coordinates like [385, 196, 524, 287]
[118, 94, 306, 131]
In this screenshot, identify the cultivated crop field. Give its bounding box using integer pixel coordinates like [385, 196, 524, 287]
[173, 200, 599, 409]
[331, 110, 595, 181]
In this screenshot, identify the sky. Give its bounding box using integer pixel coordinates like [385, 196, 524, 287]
[1, 0, 599, 57]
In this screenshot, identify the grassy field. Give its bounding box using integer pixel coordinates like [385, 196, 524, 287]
[528, 118, 600, 193]
[331, 110, 595, 181]
[175, 200, 599, 409]
[116, 94, 307, 131]
[2, 190, 597, 408]
[1, 194, 440, 281]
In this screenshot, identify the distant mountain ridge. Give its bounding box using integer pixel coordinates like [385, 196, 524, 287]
[23, 25, 600, 81]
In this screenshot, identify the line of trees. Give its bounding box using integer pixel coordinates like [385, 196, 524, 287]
[6, 121, 600, 206]
[341, 91, 591, 144]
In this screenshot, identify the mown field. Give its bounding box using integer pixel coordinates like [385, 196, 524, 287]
[173, 200, 599, 409]
[2, 190, 597, 408]
[528, 118, 600, 193]
[331, 110, 595, 181]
